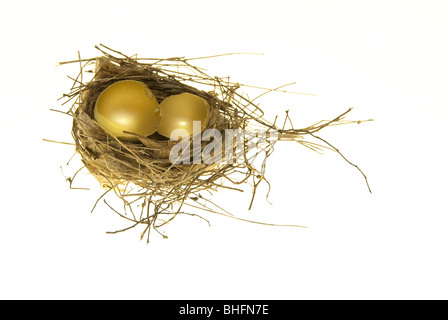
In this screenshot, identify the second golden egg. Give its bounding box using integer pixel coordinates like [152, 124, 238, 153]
[157, 92, 210, 138]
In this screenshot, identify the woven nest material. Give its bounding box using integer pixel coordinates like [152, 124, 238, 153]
[57, 44, 371, 242]
[73, 56, 238, 188]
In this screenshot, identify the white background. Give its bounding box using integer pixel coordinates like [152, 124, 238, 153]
[1, 0, 447, 300]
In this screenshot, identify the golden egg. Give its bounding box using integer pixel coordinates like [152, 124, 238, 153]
[157, 92, 210, 138]
[93, 80, 161, 141]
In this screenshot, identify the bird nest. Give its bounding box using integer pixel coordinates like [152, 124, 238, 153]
[55, 44, 371, 242]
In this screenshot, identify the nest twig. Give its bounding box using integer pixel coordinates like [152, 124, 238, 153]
[54, 44, 372, 242]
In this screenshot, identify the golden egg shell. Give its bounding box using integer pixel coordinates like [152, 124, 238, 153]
[157, 92, 210, 138]
[93, 80, 161, 141]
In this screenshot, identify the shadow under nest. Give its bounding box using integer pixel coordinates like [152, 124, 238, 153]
[57, 44, 372, 242]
